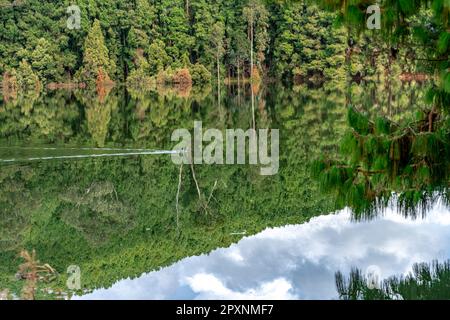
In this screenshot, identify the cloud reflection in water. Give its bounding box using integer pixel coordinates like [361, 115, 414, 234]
[78, 203, 450, 300]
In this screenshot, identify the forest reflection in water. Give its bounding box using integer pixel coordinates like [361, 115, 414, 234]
[0, 80, 448, 299]
[78, 202, 450, 300]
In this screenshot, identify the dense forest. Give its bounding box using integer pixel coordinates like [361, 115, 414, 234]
[0, 0, 449, 300]
[311, 0, 450, 221]
[0, 0, 346, 89]
[0, 78, 428, 298]
[1, 0, 446, 91]
[0, 83, 350, 298]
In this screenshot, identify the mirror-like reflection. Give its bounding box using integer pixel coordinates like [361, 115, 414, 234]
[0, 80, 447, 300]
[313, 81, 450, 221]
[76, 202, 450, 300]
[336, 260, 450, 300]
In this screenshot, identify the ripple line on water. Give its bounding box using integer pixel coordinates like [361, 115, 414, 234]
[0, 146, 155, 152]
[0, 150, 184, 163]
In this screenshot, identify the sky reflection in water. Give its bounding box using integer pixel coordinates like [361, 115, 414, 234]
[78, 203, 450, 300]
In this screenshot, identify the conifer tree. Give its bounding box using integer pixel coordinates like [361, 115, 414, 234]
[30, 38, 58, 83]
[77, 20, 115, 85]
[336, 260, 450, 300]
[312, 0, 450, 220]
[243, 0, 269, 78]
[16, 60, 40, 91]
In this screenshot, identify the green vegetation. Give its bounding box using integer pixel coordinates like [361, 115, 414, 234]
[0, 83, 349, 297]
[312, 0, 450, 220]
[0, 0, 448, 300]
[336, 260, 450, 300]
[0, 0, 401, 89]
[312, 104, 450, 220]
[0, 0, 261, 86]
[273, 3, 347, 83]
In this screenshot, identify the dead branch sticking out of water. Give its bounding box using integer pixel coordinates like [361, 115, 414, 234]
[190, 161, 210, 215]
[176, 164, 183, 228]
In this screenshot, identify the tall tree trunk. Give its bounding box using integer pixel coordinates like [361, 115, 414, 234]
[237, 60, 241, 104]
[251, 79, 255, 130]
[250, 10, 254, 82]
[250, 10, 255, 129]
[217, 48, 221, 109]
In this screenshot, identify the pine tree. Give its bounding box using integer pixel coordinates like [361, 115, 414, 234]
[77, 20, 115, 85]
[313, 106, 450, 220]
[243, 0, 269, 77]
[311, 0, 450, 220]
[16, 60, 40, 91]
[30, 38, 58, 83]
[147, 40, 172, 74]
[336, 260, 450, 300]
[210, 22, 225, 99]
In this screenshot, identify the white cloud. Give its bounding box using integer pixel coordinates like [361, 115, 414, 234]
[186, 274, 297, 300]
[78, 203, 450, 300]
[224, 248, 245, 263]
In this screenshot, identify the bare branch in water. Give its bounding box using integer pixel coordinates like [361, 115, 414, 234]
[176, 164, 183, 228]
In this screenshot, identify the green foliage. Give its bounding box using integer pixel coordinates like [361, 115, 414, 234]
[315, 104, 450, 220]
[0, 0, 449, 299]
[310, 0, 450, 220]
[60, 181, 135, 245]
[243, 0, 269, 67]
[437, 32, 450, 54]
[315, 0, 450, 110]
[375, 117, 391, 135]
[16, 60, 40, 91]
[0, 0, 352, 85]
[147, 40, 172, 74]
[0, 83, 347, 295]
[190, 63, 212, 85]
[336, 260, 450, 300]
[348, 107, 370, 134]
[272, 2, 347, 82]
[30, 38, 60, 84]
[127, 51, 153, 89]
[77, 20, 115, 84]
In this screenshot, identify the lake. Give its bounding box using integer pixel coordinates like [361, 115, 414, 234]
[0, 81, 446, 300]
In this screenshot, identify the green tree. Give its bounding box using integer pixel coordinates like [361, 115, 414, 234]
[147, 40, 172, 74]
[156, 0, 194, 63]
[191, 0, 215, 66]
[127, 50, 153, 89]
[30, 38, 59, 83]
[336, 260, 450, 300]
[16, 60, 40, 91]
[77, 20, 116, 84]
[312, 0, 450, 220]
[210, 22, 225, 98]
[243, 0, 269, 76]
[273, 2, 347, 83]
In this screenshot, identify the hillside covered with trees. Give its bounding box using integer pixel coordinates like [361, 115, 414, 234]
[0, 0, 352, 89]
[2, 0, 444, 91]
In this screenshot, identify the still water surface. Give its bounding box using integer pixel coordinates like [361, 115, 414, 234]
[78, 203, 450, 300]
[0, 82, 443, 299]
